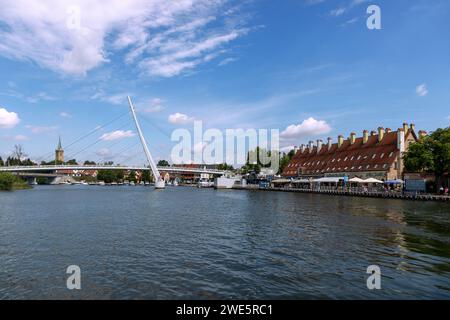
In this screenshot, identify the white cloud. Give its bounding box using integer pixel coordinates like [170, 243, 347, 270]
[330, 8, 346, 16]
[0, 107, 21, 129]
[416, 83, 428, 97]
[2, 134, 29, 141]
[95, 148, 113, 159]
[60, 112, 72, 118]
[0, 0, 249, 77]
[14, 134, 29, 141]
[281, 117, 331, 139]
[139, 98, 164, 113]
[218, 57, 237, 66]
[168, 112, 195, 124]
[100, 130, 135, 141]
[26, 92, 57, 104]
[25, 125, 59, 134]
[91, 91, 130, 105]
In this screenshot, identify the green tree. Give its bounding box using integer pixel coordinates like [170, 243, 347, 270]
[278, 149, 296, 174]
[157, 160, 170, 167]
[0, 173, 18, 191]
[404, 127, 450, 189]
[141, 170, 151, 182]
[0, 157, 4, 166]
[65, 159, 78, 165]
[129, 170, 137, 183]
[97, 170, 119, 183]
[217, 163, 234, 171]
[84, 160, 96, 165]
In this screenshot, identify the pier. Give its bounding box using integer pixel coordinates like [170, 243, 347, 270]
[234, 185, 450, 202]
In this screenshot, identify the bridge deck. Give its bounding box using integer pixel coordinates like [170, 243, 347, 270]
[0, 165, 227, 175]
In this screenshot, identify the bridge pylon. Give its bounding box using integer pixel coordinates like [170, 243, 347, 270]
[127, 96, 165, 189]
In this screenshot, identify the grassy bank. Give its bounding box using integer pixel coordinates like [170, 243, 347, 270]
[0, 172, 32, 191]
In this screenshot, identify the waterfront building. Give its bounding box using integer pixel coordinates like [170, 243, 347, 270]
[283, 123, 426, 181]
[55, 136, 64, 163]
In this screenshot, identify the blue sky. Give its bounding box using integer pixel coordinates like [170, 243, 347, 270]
[0, 0, 449, 165]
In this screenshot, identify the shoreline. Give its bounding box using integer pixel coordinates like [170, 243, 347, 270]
[232, 186, 450, 202]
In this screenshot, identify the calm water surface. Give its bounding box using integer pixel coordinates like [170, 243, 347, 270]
[0, 185, 449, 299]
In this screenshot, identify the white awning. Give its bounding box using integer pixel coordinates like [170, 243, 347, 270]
[349, 177, 365, 183]
[363, 178, 384, 184]
[313, 177, 343, 183]
[292, 179, 311, 183]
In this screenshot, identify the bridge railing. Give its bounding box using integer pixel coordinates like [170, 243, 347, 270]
[0, 165, 227, 174]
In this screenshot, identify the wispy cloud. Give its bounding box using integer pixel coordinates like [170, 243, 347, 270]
[100, 130, 136, 141]
[218, 57, 237, 66]
[25, 125, 59, 134]
[0, 0, 251, 77]
[137, 98, 165, 113]
[60, 112, 72, 118]
[329, 0, 368, 18]
[91, 91, 130, 105]
[3, 134, 29, 141]
[416, 83, 428, 97]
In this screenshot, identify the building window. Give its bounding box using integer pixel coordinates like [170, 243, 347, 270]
[372, 154, 376, 159]
[389, 152, 394, 157]
[380, 153, 384, 158]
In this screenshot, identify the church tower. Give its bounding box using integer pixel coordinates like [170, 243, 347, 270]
[55, 136, 64, 163]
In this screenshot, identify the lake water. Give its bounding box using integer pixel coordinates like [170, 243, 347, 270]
[0, 185, 449, 299]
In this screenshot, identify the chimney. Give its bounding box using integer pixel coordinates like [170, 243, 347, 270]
[327, 137, 333, 149]
[397, 129, 405, 152]
[418, 130, 427, 139]
[350, 132, 356, 145]
[309, 141, 314, 152]
[316, 139, 323, 153]
[363, 130, 369, 144]
[300, 144, 306, 153]
[403, 122, 408, 133]
[338, 135, 344, 148]
[371, 130, 377, 136]
[410, 123, 415, 132]
[378, 127, 385, 142]
[386, 128, 392, 133]
[294, 146, 299, 153]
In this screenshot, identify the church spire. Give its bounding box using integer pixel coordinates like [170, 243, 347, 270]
[57, 135, 62, 150]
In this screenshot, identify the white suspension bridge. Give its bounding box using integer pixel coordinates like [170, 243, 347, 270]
[0, 96, 227, 189]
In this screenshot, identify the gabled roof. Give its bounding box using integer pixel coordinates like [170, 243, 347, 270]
[283, 129, 415, 177]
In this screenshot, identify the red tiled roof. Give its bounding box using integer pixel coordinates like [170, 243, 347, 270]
[283, 130, 410, 177]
